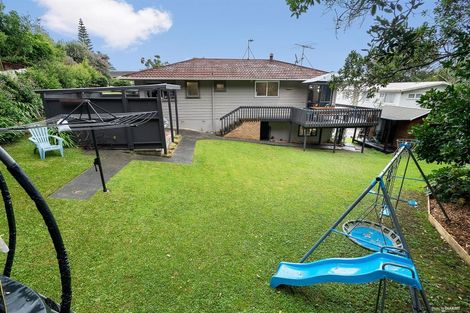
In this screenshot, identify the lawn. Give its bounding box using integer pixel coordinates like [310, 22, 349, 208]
[0, 139, 468, 312]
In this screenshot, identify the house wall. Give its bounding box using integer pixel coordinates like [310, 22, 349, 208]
[397, 86, 446, 108]
[334, 89, 381, 108]
[269, 122, 333, 144]
[335, 85, 447, 109]
[393, 118, 423, 143]
[136, 79, 309, 132]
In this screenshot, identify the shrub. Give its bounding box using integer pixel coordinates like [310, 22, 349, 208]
[49, 128, 76, 148]
[428, 166, 470, 205]
[110, 78, 131, 86]
[0, 74, 43, 144]
[22, 59, 108, 89]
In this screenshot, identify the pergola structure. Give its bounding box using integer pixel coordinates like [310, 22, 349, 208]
[1, 84, 180, 192]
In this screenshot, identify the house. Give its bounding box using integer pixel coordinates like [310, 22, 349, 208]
[334, 81, 448, 152]
[126, 57, 381, 151]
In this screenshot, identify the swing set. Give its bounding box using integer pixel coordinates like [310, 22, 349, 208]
[270, 142, 450, 312]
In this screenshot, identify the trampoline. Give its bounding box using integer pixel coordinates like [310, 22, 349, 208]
[0, 147, 71, 312]
[0, 275, 58, 313]
[342, 220, 403, 252]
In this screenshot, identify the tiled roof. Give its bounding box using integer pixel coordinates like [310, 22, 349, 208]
[381, 105, 430, 121]
[125, 58, 327, 81]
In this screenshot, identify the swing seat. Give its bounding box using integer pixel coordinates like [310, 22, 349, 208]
[342, 220, 403, 251]
[270, 249, 422, 290]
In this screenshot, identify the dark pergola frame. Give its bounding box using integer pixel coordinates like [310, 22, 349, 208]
[2, 84, 180, 193]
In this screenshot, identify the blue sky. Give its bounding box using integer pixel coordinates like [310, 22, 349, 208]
[2, 0, 430, 71]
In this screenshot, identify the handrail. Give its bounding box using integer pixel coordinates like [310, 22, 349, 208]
[220, 106, 293, 135]
[381, 263, 416, 278]
[220, 105, 382, 135]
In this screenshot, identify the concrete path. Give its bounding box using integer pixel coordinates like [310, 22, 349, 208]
[51, 130, 215, 200]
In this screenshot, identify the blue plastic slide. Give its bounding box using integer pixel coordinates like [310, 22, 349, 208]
[270, 252, 422, 290]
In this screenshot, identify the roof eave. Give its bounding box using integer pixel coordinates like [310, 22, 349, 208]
[126, 77, 311, 81]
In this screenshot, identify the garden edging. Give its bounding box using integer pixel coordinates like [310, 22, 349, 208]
[427, 196, 470, 266]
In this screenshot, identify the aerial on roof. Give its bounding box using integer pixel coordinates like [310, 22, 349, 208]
[380, 105, 431, 121]
[379, 81, 448, 92]
[125, 58, 327, 81]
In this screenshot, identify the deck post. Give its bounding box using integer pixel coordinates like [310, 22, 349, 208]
[383, 121, 391, 152]
[352, 127, 357, 142]
[288, 122, 292, 143]
[333, 128, 338, 153]
[303, 132, 307, 151]
[361, 128, 367, 153]
[318, 128, 323, 145]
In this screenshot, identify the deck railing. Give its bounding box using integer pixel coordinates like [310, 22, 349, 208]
[291, 107, 381, 128]
[220, 106, 292, 134]
[220, 105, 381, 134]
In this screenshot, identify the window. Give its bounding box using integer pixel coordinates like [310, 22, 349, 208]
[186, 81, 200, 98]
[382, 92, 396, 103]
[255, 81, 279, 97]
[408, 93, 423, 100]
[161, 90, 176, 100]
[298, 126, 317, 137]
[214, 81, 226, 92]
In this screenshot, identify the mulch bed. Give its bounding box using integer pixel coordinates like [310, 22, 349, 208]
[430, 199, 470, 254]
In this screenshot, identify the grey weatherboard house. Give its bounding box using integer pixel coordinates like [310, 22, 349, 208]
[126, 57, 381, 149]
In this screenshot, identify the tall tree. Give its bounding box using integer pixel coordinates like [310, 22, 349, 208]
[287, 0, 470, 203]
[286, 0, 469, 88]
[140, 55, 168, 69]
[78, 18, 93, 51]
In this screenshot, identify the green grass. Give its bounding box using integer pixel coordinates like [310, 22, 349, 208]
[0, 139, 468, 312]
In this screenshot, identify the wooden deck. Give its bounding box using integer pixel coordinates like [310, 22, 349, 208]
[220, 106, 381, 135]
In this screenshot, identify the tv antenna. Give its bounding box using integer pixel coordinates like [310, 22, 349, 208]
[243, 39, 255, 60]
[295, 43, 314, 67]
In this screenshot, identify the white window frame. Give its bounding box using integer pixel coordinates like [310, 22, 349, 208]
[408, 93, 415, 99]
[254, 81, 280, 97]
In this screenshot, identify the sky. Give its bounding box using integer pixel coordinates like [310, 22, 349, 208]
[1, 0, 431, 71]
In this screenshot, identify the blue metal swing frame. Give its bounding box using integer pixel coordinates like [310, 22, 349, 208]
[270, 144, 450, 312]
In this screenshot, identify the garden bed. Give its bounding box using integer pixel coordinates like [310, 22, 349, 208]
[428, 197, 470, 264]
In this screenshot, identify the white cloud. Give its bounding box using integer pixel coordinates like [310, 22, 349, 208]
[36, 0, 172, 49]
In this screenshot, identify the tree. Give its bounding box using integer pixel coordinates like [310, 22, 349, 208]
[78, 18, 93, 51]
[62, 41, 112, 76]
[140, 55, 168, 69]
[286, 0, 469, 88]
[0, 4, 59, 66]
[287, 0, 470, 203]
[412, 84, 470, 166]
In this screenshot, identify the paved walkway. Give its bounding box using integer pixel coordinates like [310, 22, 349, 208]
[51, 129, 360, 200]
[51, 130, 215, 200]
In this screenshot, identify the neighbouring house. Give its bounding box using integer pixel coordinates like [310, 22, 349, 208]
[125, 57, 381, 151]
[334, 81, 448, 152]
[110, 70, 136, 79]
